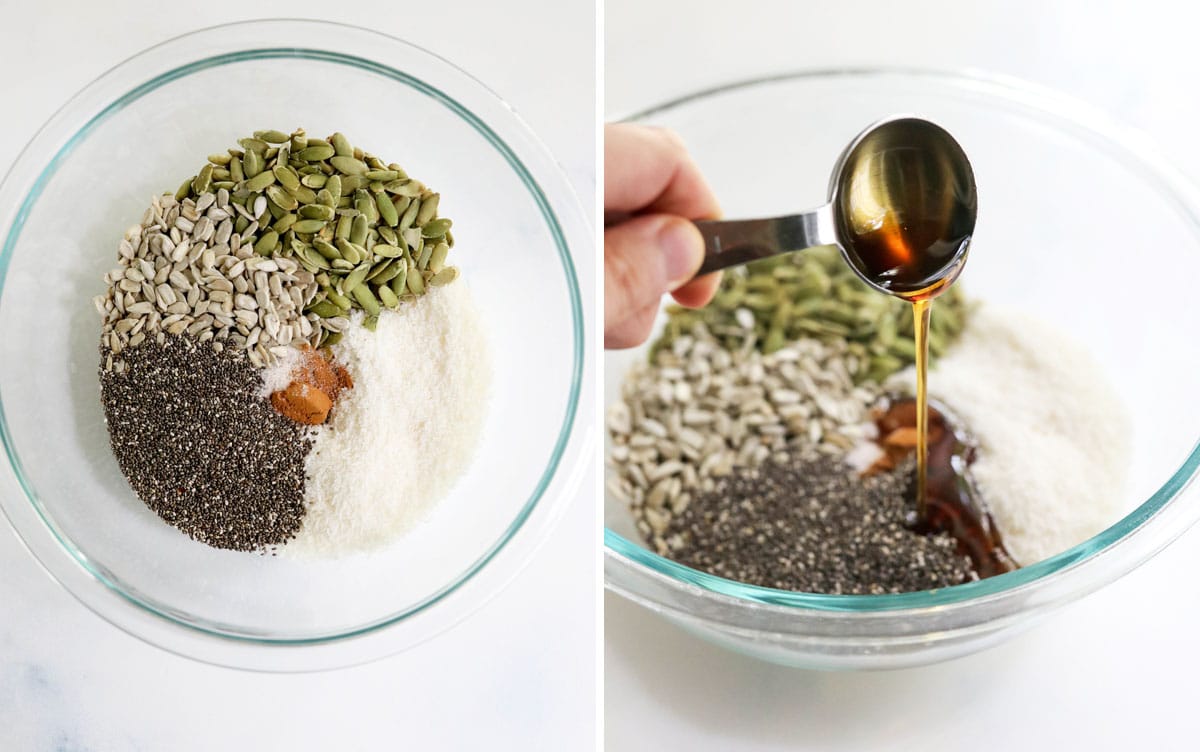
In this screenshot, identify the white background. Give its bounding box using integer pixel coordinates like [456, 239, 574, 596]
[606, 1, 1200, 750]
[0, 1, 595, 750]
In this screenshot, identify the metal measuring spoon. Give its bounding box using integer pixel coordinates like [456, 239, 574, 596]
[693, 116, 978, 298]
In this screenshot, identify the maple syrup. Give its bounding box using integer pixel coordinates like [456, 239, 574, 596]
[833, 118, 977, 521]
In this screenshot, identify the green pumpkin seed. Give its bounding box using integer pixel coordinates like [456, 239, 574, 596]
[175, 176, 193, 201]
[298, 144, 335, 161]
[398, 199, 420, 231]
[336, 238, 368, 264]
[416, 193, 440, 225]
[300, 173, 327, 189]
[406, 261, 425, 295]
[272, 165, 300, 191]
[429, 266, 459, 286]
[362, 314, 379, 332]
[321, 331, 344, 347]
[429, 241, 449, 272]
[390, 264, 409, 296]
[208, 153, 232, 166]
[325, 289, 352, 310]
[339, 175, 367, 192]
[300, 204, 336, 221]
[351, 284, 381, 316]
[292, 218, 327, 234]
[336, 213, 353, 240]
[378, 226, 398, 245]
[364, 169, 399, 182]
[273, 213, 298, 233]
[315, 188, 334, 208]
[192, 164, 214, 195]
[265, 185, 298, 211]
[417, 243, 433, 270]
[376, 191, 399, 226]
[330, 156, 369, 175]
[347, 214, 367, 246]
[243, 170, 276, 192]
[312, 238, 342, 260]
[326, 174, 343, 200]
[254, 230, 279, 256]
[254, 129, 290, 144]
[421, 218, 452, 238]
[369, 259, 405, 284]
[287, 184, 317, 204]
[238, 137, 269, 154]
[372, 244, 405, 259]
[243, 148, 263, 178]
[330, 258, 356, 271]
[385, 179, 424, 197]
[308, 300, 343, 318]
[229, 156, 244, 182]
[377, 283, 399, 309]
[296, 246, 331, 270]
[330, 132, 353, 157]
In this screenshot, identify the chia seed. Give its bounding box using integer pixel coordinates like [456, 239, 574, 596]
[663, 453, 977, 594]
[99, 334, 310, 551]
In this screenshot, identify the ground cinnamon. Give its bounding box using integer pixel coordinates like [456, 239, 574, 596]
[269, 345, 353, 425]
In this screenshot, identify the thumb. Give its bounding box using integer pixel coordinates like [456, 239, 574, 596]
[604, 214, 704, 331]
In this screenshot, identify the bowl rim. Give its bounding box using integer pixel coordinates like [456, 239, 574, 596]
[605, 65, 1200, 614]
[0, 19, 589, 655]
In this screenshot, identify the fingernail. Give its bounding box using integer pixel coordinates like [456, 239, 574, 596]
[658, 219, 703, 288]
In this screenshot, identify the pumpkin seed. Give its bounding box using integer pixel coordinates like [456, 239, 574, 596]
[398, 199, 420, 231]
[238, 137, 269, 154]
[330, 132, 353, 157]
[292, 218, 327, 234]
[416, 193, 440, 225]
[429, 241, 449, 272]
[175, 176, 193, 201]
[265, 185, 298, 211]
[330, 156, 369, 175]
[272, 165, 300, 191]
[229, 156, 244, 182]
[377, 283, 399, 308]
[192, 164, 214, 194]
[325, 288, 352, 310]
[330, 258, 355, 271]
[390, 264, 409, 296]
[243, 148, 263, 178]
[364, 169, 399, 182]
[405, 261, 425, 295]
[429, 266, 459, 286]
[325, 174, 342, 200]
[376, 191, 399, 226]
[253, 230, 279, 256]
[351, 283, 381, 316]
[308, 300, 343, 318]
[254, 129, 290, 144]
[421, 218, 452, 238]
[373, 244, 405, 259]
[300, 204, 336, 221]
[273, 213, 298, 233]
[350, 214, 369, 246]
[316, 188, 335, 208]
[243, 170, 276, 192]
[298, 144, 336, 161]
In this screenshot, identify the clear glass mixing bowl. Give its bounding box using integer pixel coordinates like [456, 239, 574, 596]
[0, 20, 592, 671]
[604, 69, 1200, 669]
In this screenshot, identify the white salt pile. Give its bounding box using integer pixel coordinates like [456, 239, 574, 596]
[890, 303, 1131, 565]
[285, 282, 491, 557]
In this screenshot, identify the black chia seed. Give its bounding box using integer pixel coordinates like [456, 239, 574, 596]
[99, 335, 310, 551]
[664, 454, 977, 594]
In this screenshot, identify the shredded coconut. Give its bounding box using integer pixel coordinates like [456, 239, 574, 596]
[284, 282, 491, 557]
[889, 303, 1131, 565]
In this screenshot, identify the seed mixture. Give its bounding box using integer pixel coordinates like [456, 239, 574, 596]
[98, 128, 488, 554]
[608, 254, 1132, 594]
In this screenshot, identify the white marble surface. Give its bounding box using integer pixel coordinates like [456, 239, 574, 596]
[0, 1, 595, 750]
[606, 1, 1200, 749]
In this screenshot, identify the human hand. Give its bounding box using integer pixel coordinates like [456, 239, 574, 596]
[604, 123, 721, 349]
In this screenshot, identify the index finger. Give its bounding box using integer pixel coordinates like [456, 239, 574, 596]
[604, 123, 721, 220]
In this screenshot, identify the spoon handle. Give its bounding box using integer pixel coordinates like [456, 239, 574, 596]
[693, 205, 836, 276]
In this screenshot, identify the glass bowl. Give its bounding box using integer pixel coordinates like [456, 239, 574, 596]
[0, 20, 592, 671]
[604, 69, 1200, 670]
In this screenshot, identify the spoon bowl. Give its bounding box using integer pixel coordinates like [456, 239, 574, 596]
[693, 116, 978, 300]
